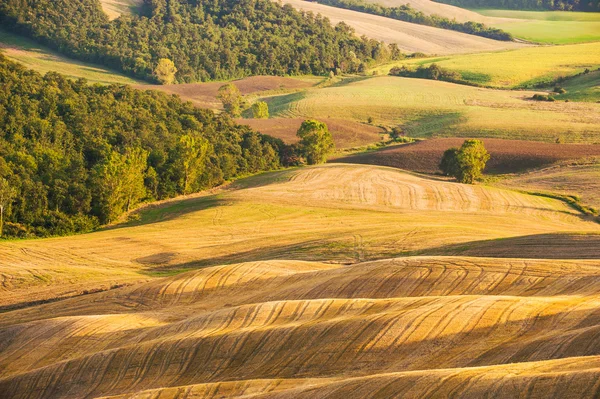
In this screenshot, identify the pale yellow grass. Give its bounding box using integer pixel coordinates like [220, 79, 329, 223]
[1, 164, 598, 310]
[362, 0, 520, 24]
[2, 256, 600, 398]
[99, 0, 143, 19]
[280, 0, 525, 54]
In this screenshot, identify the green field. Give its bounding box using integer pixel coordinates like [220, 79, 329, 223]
[475, 10, 600, 44]
[264, 75, 600, 143]
[553, 70, 600, 102]
[0, 30, 144, 85]
[373, 42, 600, 88]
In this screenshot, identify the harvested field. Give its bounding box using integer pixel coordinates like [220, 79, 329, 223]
[428, 233, 600, 258]
[2, 256, 600, 398]
[280, 0, 525, 54]
[2, 164, 598, 310]
[239, 117, 384, 149]
[500, 162, 600, 211]
[334, 138, 600, 174]
[134, 76, 317, 110]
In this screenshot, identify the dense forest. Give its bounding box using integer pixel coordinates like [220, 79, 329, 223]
[0, 0, 402, 83]
[308, 0, 513, 41]
[0, 55, 290, 238]
[433, 0, 600, 11]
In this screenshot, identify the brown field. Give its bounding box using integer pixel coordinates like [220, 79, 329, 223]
[134, 76, 317, 110]
[335, 138, 600, 174]
[280, 0, 526, 54]
[239, 118, 384, 149]
[2, 164, 600, 398]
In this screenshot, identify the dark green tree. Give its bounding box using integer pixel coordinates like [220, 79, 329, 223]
[440, 140, 490, 184]
[296, 120, 335, 165]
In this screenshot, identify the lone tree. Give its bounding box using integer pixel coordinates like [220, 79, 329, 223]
[252, 101, 269, 119]
[296, 120, 335, 165]
[218, 83, 245, 117]
[440, 139, 490, 184]
[0, 178, 17, 237]
[154, 58, 177, 85]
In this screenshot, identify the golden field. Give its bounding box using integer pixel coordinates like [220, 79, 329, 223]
[2, 164, 600, 398]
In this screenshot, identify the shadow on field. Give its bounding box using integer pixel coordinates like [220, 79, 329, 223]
[418, 233, 600, 259]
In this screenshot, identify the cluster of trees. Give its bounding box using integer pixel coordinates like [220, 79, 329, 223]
[390, 64, 462, 83]
[307, 0, 514, 41]
[440, 140, 490, 183]
[0, 55, 291, 238]
[0, 0, 404, 83]
[433, 0, 600, 11]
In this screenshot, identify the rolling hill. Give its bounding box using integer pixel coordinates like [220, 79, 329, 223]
[375, 41, 600, 88]
[263, 75, 600, 143]
[1, 164, 599, 310]
[2, 163, 600, 398]
[280, 0, 525, 54]
[2, 255, 600, 398]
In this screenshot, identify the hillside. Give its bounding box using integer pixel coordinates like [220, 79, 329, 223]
[475, 10, 600, 44]
[0, 30, 143, 85]
[334, 138, 600, 174]
[1, 163, 599, 310]
[0, 0, 387, 83]
[362, 0, 518, 23]
[263, 75, 600, 143]
[374, 41, 600, 88]
[281, 0, 525, 54]
[2, 254, 600, 398]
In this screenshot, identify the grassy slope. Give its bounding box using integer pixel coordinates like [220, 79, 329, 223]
[553, 70, 600, 102]
[1, 164, 598, 309]
[0, 30, 144, 85]
[263, 75, 600, 143]
[373, 42, 600, 88]
[475, 10, 600, 44]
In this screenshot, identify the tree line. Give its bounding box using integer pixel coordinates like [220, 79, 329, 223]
[306, 0, 514, 41]
[0, 55, 292, 238]
[433, 0, 600, 11]
[0, 0, 404, 84]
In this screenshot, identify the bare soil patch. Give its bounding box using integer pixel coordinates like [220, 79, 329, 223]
[239, 118, 384, 149]
[134, 76, 315, 110]
[335, 138, 600, 174]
